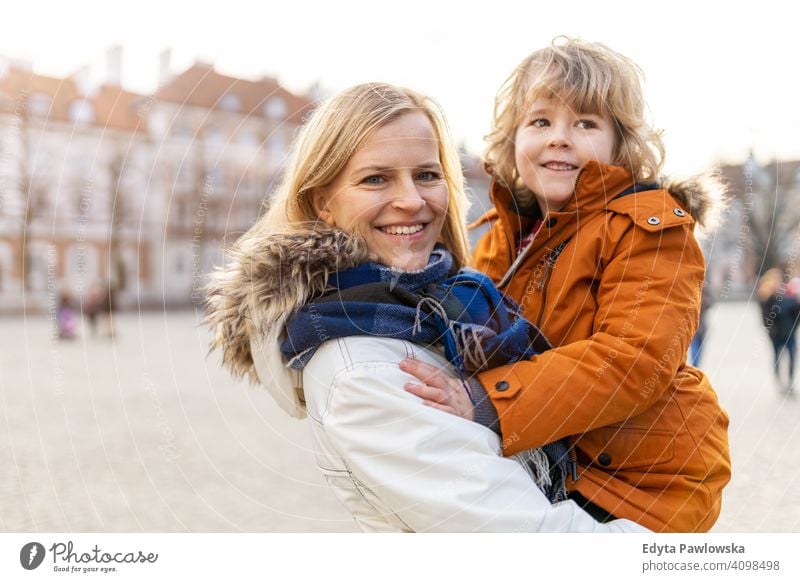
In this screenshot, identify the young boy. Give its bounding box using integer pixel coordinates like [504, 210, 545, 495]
[403, 37, 731, 532]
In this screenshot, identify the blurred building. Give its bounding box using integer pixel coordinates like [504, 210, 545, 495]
[706, 155, 800, 299]
[0, 51, 313, 312]
[461, 151, 492, 249]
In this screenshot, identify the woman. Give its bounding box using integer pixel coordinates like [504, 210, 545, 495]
[205, 82, 645, 532]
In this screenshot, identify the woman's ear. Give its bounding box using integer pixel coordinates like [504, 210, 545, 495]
[311, 188, 335, 226]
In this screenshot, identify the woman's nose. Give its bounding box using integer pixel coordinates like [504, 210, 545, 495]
[391, 178, 427, 211]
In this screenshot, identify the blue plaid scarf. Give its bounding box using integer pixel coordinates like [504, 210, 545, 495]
[281, 246, 551, 375]
[280, 245, 574, 503]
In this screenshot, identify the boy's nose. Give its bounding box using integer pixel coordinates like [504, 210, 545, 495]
[547, 124, 571, 147]
[547, 132, 570, 148]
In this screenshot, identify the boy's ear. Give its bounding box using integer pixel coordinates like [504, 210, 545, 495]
[311, 188, 335, 226]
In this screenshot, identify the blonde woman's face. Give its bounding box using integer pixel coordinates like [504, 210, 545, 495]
[314, 112, 448, 271]
[514, 98, 615, 216]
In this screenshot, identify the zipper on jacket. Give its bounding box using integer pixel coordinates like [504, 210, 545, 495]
[497, 214, 550, 289]
[568, 446, 579, 482]
[534, 239, 570, 327]
[497, 168, 586, 290]
[498, 236, 535, 289]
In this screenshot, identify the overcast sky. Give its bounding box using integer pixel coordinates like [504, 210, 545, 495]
[2, 0, 797, 176]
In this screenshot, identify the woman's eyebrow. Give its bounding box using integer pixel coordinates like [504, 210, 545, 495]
[353, 161, 442, 173]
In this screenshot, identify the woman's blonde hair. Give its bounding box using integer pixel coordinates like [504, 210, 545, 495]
[484, 36, 665, 201]
[241, 82, 470, 269]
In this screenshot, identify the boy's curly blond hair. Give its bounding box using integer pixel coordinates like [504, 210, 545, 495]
[484, 36, 665, 203]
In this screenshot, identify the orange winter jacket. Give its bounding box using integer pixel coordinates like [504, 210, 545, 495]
[472, 161, 731, 532]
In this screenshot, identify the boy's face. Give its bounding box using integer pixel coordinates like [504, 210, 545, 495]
[514, 98, 616, 216]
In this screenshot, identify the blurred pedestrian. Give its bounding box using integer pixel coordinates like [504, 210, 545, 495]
[689, 283, 715, 367]
[84, 281, 116, 339]
[84, 282, 103, 337]
[104, 283, 116, 339]
[757, 268, 800, 394]
[56, 293, 78, 340]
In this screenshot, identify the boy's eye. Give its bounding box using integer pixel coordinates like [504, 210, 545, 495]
[530, 118, 549, 128]
[576, 119, 598, 129]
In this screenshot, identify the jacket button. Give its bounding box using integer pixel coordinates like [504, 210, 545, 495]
[647, 216, 661, 225]
[495, 380, 510, 392]
[597, 452, 612, 466]
[673, 208, 686, 217]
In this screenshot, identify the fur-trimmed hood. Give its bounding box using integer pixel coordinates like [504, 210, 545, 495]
[660, 172, 728, 233]
[571, 162, 729, 232]
[205, 228, 371, 385]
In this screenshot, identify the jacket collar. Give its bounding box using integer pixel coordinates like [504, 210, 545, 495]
[563, 161, 637, 213]
[489, 161, 637, 253]
[490, 162, 637, 217]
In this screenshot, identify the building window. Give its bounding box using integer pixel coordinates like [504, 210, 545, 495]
[268, 129, 287, 160]
[264, 96, 288, 120]
[209, 166, 225, 190]
[173, 119, 193, 139]
[28, 92, 52, 118]
[176, 200, 187, 228]
[237, 129, 259, 149]
[219, 94, 241, 113]
[148, 110, 169, 138]
[75, 190, 90, 219]
[68, 99, 95, 124]
[206, 125, 225, 146]
[176, 163, 192, 187]
[239, 205, 256, 230]
[237, 169, 253, 194]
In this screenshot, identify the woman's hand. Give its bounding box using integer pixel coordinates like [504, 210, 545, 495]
[399, 358, 474, 421]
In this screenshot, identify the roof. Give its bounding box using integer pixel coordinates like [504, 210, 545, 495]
[0, 65, 144, 132]
[153, 63, 312, 123]
[93, 83, 145, 131]
[0, 60, 312, 132]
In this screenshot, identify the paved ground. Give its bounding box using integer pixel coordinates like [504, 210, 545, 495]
[0, 302, 797, 532]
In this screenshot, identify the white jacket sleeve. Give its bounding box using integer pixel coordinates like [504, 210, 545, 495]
[302, 337, 647, 533]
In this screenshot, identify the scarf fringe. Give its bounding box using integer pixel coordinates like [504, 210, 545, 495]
[413, 296, 490, 373]
[512, 447, 553, 492]
[456, 326, 490, 372]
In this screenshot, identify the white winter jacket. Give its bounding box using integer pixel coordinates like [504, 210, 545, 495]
[208, 228, 648, 533]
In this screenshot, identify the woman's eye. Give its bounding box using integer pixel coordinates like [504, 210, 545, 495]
[417, 171, 441, 181]
[362, 175, 385, 185]
[531, 118, 549, 128]
[576, 119, 598, 129]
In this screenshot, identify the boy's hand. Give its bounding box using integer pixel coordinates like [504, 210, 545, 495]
[399, 359, 474, 421]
